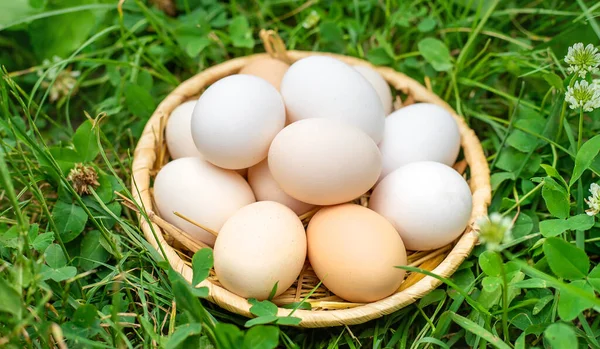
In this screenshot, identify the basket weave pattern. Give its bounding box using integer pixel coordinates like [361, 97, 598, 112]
[131, 50, 491, 328]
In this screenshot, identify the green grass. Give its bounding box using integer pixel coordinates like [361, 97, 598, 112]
[1, 0, 600, 347]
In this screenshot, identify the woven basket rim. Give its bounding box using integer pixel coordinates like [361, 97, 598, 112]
[131, 50, 492, 328]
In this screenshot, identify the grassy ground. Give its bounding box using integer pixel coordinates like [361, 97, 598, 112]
[1, 0, 600, 348]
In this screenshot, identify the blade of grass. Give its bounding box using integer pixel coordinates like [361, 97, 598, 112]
[396, 266, 490, 316]
[448, 312, 511, 349]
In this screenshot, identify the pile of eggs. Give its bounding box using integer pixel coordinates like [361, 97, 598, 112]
[155, 55, 473, 303]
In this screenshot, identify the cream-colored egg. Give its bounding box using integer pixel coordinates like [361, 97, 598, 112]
[191, 74, 286, 169]
[307, 204, 407, 303]
[166, 101, 202, 159]
[153, 157, 255, 246]
[354, 65, 393, 115]
[268, 118, 381, 206]
[214, 201, 307, 300]
[239, 58, 289, 90]
[369, 161, 472, 251]
[378, 103, 460, 181]
[247, 160, 315, 216]
[280, 56, 385, 143]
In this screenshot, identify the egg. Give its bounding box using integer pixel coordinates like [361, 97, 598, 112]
[165, 101, 202, 159]
[280, 56, 385, 143]
[239, 58, 289, 90]
[213, 201, 307, 300]
[268, 118, 381, 206]
[307, 204, 407, 303]
[369, 161, 472, 251]
[247, 160, 315, 216]
[354, 65, 393, 115]
[153, 157, 255, 246]
[378, 103, 461, 180]
[164, 100, 248, 177]
[191, 74, 286, 169]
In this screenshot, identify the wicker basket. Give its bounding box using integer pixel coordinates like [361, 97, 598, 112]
[130, 31, 491, 328]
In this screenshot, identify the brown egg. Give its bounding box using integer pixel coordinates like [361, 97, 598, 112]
[307, 204, 407, 303]
[239, 58, 289, 90]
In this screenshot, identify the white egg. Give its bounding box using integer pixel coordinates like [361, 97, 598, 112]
[165, 100, 248, 177]
[247, 160, 315, 216]
[354, 65, 393, 115]
[191, 75, 286, 169]
[369, 161, 472, 251]
[378, 103, 460, 181]
[165, 101, 202, 159]
[280, 56, 385, 143]
[153, 157, 255, 246]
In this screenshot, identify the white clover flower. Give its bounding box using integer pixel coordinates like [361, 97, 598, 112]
[564, 43, 600, 78]
[476, 213, 513, 251]
[585, 183, 600, 216]
[36, 56, 81, 102]
[38, 56, 62, 80]
[565, 80, 600, 112]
